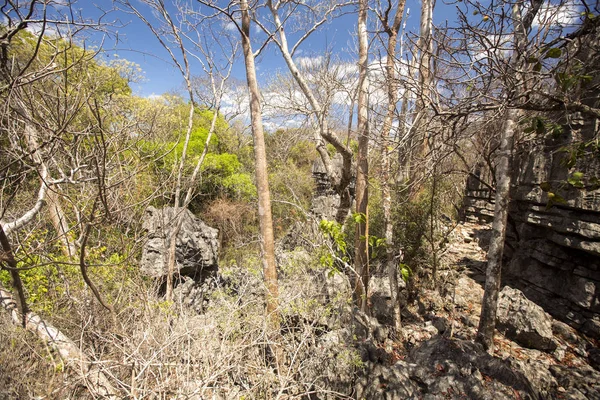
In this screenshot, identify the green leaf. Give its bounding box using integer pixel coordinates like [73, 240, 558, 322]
[535, 118, 546, 134]
[523, 126, 535, 133]
[533, 62, 542, 72]
[544, 48, 562, 59]
[568, 171, 585, 188]
[550, 124, 563, 137]
[353, 212, 366, 224]
[553, 193, 567, 204]
[572, 171, 584, 180]
[400, 263, 412, 283]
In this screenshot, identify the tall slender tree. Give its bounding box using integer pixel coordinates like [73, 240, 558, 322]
[239, 0, 280, 330]
[376, 0, 407, 332]
[476, 0, 543, 353]
[354, 0, 370, 312]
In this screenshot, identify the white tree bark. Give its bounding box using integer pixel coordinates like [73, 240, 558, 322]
[353, 0, 370, 313]
[379, 0, 407, 332]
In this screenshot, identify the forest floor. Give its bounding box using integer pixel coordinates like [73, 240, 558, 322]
[390, 220, 600, 399]
[1, 219, 600, 399]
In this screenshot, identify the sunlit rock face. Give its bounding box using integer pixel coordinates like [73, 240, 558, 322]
[140, 206, 219, 282]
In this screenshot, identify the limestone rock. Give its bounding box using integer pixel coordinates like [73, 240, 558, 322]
[140, 206, 219, 281]
[496, 286, 557, 351]
[173, 276, 223, 314]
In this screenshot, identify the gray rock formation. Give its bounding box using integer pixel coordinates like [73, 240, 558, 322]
[496, 286, 557, 351]
[173, 276, 223, 314]
[502, 26, 600, 339]
[310, 154, 354, 222]
[141, 206, 219, 282]
[461, 162, 496, 223]
[459, 26, 600, 339]
[369, 274, 406, 325]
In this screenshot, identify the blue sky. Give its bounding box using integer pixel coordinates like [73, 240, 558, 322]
[79, 0, 440, 97]
[75, 0, 583, 98]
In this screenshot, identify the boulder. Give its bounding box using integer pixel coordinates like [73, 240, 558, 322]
[496, 286, 557, 351]
[141, 206, 219, 281]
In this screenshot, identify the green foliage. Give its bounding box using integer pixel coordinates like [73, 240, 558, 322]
[319, 219, 348, 256]
[367, 235, 387, 259]
[222, 173, 257, 199]
[400, 263, 413, 283]
[391, 189, 431, 270]
[0, 225, 139, 316]
[554, 60, 593, 92]
[136, 103, 257, 205]
[567, 171, 585, 188]
[543, 48, 562, 59]
[266, 129, 316, 238]
[318, 219, 349, 276]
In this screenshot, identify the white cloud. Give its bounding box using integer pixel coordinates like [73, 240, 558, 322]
[533, 2, 581, 28]
[25, 22, 59, 37]
[222, 18, 240, 32]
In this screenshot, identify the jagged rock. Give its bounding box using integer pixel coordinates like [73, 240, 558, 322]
[310, 154, 354, 222]
[550, 364, 600, 400]
[496, 286, 557, 351]
[369, 274, 406, 325]
[460, 38, 600, 340]
[432, 316, 451, 334]
[407, 336, 542, 399]
[356, 361, 420, 400]
[589, 348, 600, 371]
[173, 276, 223, 314]
[140, 206, 219, 281]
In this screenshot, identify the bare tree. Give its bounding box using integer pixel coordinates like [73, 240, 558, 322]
[120, 0, 236, 301]
[239, 0, 280, 332]
[263, 0, 355, 223]
[374, 0, 407, 332]
[190, 0, 281, 332]
[353, 0, 370, 313]
[476, 0, 543, 353]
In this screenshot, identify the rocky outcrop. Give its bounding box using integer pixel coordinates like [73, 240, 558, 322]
[460, 61, 600, 339]
[311, 154, 354, 222]
[140, 206, 219, 282]
[504, 110, 600, 338]
[173, 276, 225, 314]
[461, 162, 496, 223]
[502, 26, 600, 338]
[496, 286, 557, 351]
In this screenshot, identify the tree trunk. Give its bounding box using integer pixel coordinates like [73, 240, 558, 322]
[476, 108, 517, 352]
[476, 0, 543, 353]
[413, 0, 434, 175]
[240, 0, 279, 329]
[47, 189, 78, 258]
[354, 0, 369, 313]
[380, 0, 406, 332]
